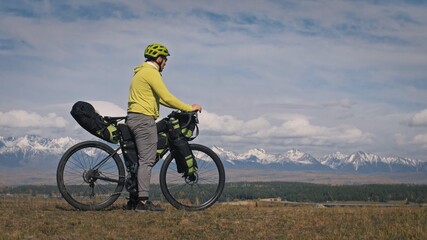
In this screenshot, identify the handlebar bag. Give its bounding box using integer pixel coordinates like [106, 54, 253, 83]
[70, 101, 118, 143]
[167, 112, 197, 140]
[179, 115, 197, 139]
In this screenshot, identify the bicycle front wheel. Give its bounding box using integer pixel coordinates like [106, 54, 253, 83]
[56, 141, 125, 210]
[160, 144, 225, 211]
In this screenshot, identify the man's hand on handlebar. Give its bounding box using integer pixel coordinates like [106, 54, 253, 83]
[192, 104, 202, 113]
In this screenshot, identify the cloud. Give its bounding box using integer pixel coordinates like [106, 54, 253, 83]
[0, 110, 67, 128]
[413, 133, 427, 148]
[0, 38, 31, 50]
[0, 1, 137, 21]
[394, 133, 407, 146]
[323, 98, 354, 108]
[0, 0, 426, 160]
[414, 133, 427, 143]
[89, 101, 126, 117]
[199, 111, 373, 147]
[199, 111, 270, 136]
[408, 109, 427, 127]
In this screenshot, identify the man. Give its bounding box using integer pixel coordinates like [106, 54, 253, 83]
[126, 43, 202, 211]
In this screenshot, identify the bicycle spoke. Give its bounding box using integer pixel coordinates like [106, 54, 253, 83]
[57, 141, 125, 210]
[160, 144, 225, 210]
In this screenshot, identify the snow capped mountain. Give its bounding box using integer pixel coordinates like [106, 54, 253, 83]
[238, 148, 278, 164]
[0, 135, 78, 155]
[0, 135, 79, 168]
[212, 146, 426, 172]
[282, 149, 320, 165]
[320, 151, 424, 172]
[212, 147, 281, 164]
[212, 146, 328, 171]
[320, 152, 348, 169]
[1, 135, 426, 173]
[383, 156, 419, 167]
[348, 151, 382, 168]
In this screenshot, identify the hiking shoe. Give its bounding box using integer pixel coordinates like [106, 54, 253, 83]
[123, 195, 139, 210]
[124, 199, 137, 210]
[135, 200, 165, 212]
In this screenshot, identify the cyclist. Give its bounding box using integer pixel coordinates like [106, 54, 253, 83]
[126, 43, 202, 212]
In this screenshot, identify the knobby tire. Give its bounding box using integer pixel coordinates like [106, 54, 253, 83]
[56, 141, 125, 211]
[159, 144, 225, 211]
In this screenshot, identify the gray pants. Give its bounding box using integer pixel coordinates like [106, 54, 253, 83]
[126, 113, 158, 198]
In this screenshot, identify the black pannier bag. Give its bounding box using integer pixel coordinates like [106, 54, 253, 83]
[171, 136, 197, 175]
[117, 123, 138, 194]
[70, 101, 118, 144]
[166, 115, 198, 176]
[156, 132, 168, 157]
[156, 118, 169, 157]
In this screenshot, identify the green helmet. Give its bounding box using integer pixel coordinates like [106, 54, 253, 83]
[144, 43, 170, 59]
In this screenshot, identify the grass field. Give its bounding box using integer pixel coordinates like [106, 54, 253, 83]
[1, 197, 426, 240]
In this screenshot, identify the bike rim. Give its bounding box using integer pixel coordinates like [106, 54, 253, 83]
[163, 148, 223, 210]
[61, 145, 122, 208]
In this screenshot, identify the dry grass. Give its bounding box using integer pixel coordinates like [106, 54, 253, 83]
[1, 197, 426, 240]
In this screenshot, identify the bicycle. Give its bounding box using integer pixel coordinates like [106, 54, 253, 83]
[56, 111, 225, 211]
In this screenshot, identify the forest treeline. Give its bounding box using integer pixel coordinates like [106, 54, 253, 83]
[221, 182, 427, 203]
[1, 182, 426, 203]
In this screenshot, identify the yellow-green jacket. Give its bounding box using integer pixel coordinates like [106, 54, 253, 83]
[127, 62, 192, 119]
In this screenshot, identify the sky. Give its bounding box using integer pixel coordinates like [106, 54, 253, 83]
[1, 0, 427, 160]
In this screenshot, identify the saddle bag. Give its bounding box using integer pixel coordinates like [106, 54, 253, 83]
[70, 101, 118, 143]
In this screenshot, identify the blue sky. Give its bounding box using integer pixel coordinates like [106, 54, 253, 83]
[1, 0, 427, 160]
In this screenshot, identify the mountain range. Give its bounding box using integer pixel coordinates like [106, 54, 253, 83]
[212, 146, 426, 173]
[0, 135, 79, 169]
[1, 135, 426, 173]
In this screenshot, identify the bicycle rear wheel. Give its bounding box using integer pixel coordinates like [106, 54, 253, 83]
[159, 144, 225, 211]
[56, 141, 125, 210]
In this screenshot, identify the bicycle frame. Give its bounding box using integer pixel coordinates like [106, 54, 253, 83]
[88, 147, 123, 183]
[88, 142, 171, 184]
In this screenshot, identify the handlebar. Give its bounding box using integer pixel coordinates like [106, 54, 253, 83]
[167, 110, 199, 129]
[167, 110, 199, 141]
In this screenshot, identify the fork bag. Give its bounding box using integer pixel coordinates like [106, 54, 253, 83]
[167, 118, 197, 175]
